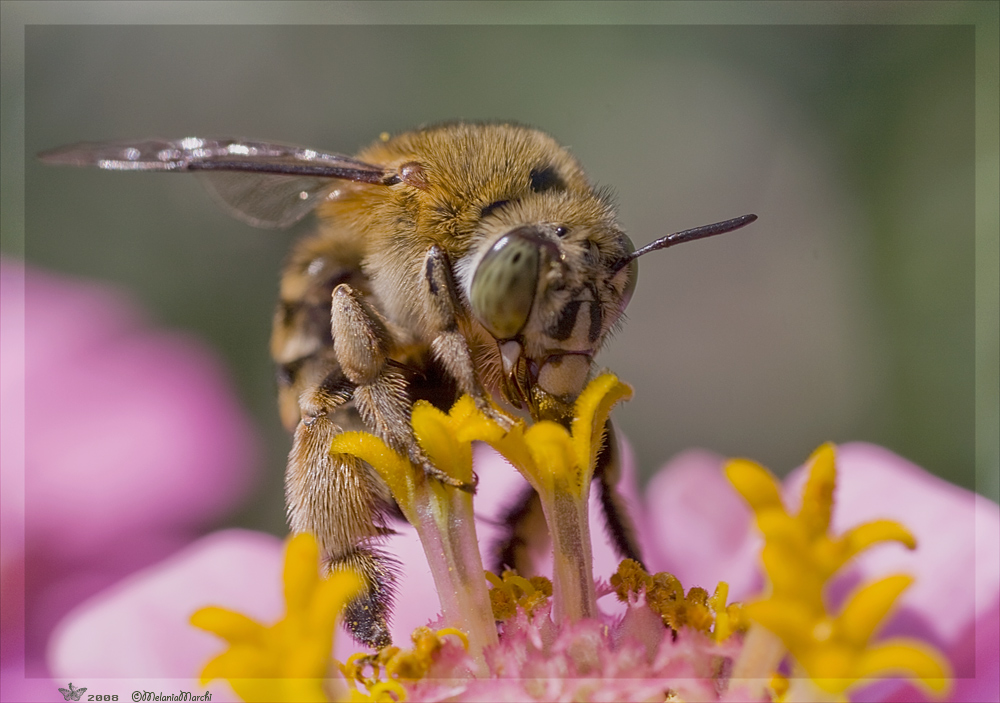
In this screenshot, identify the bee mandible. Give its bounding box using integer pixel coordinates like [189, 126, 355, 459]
[41, 123, 756, 648]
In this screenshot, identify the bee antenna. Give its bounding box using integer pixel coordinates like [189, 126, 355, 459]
[613, 213, 757, 273]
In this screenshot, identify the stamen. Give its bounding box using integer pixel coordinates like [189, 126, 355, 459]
[486, 570, 553, 620]
[484, 374, 633, 624]
[435, 628, 470, 650]
[610, 559, 745, 641]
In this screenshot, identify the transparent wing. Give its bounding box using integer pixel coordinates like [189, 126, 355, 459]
[194, 171, 334, 229]
[38, 137, 389, 177]
[39, 137, 397, 229]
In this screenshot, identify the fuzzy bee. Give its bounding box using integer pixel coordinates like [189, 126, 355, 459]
[41, 122, 755, 648]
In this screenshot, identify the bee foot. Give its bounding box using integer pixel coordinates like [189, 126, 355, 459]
[478, 401, 515, 431]
[344, 596, 393, 650]
[423, 461, 477, 493]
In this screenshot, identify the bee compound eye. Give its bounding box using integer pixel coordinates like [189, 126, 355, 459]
[620, 256, 638, 312]
[615, 233, 639, 313]
[470, 231, 542, 340]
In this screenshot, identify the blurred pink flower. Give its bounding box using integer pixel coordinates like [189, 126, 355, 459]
[45, 438, 998, 701]
[0, 258, 259, 699]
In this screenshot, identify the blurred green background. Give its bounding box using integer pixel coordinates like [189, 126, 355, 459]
[4, 3, 997, 537]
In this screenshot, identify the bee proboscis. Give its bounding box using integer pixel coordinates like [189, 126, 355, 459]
[41, 123, 756, 647]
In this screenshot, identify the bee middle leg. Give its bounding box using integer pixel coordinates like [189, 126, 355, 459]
[493, 484, 548, 576]
[592, 422, 645, 567]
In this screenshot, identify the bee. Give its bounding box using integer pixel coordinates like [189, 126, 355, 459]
[41, 123, 756, 648]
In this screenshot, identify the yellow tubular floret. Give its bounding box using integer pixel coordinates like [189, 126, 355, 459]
[840, 519, 917, 559]
[330, 396, 502, 671]
[191, 533, 363, 703]
[570, 373, 633, 479]
[727, 444, 952, 699]
[836, 575, 914, 647]
[856, 640, 952, 695]
[329, 432, 415, 507]
[523, 421, 577, 493]
[410, 398, 492, 484]
[190, 608, 267, 644]
[799, 443, 836, 537]
[725, 459, 785, 514]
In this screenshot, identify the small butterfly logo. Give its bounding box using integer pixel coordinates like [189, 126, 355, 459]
[58, 682, 88, 701]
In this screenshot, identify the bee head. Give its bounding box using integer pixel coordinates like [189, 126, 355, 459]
[360, 123, 752, 420]
[461, 187, 637, 418]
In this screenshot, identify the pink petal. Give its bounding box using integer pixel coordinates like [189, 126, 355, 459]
[641, 448, 763, 599]
[940, 597, 999, 703]
[3, 258, 261, 669]
[25, 531, 192, 671]
[3, 255, 260, 554]
[19, 263, 259, 557]
[870, 598, 1000, 703]
[0, 654, 67, 703]
[0, 259, 27, 563]
[48, 529, 284, 680]
[46, 526, 446, 681]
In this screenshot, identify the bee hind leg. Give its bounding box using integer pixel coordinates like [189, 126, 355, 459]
[329, 546, 399, 650]
[285, 374, 399, 649]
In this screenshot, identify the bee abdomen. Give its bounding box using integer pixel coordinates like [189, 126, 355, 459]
[271, 231, 372, 429]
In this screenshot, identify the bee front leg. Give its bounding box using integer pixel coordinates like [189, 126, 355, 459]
[423, 245, 513, 430]
[330, 283, 470, 489]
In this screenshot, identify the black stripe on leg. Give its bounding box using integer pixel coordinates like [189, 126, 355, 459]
[594, 423, 646, 569]
[492, 483, 544, 574]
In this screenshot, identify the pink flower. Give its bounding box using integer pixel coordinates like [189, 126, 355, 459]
[642, 442, 999, 702]
[45, 436, 998, 701]
[0, 259, 259, 699]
